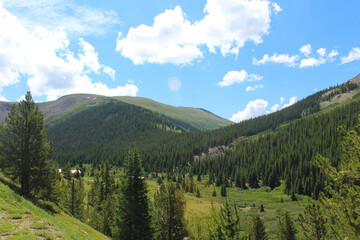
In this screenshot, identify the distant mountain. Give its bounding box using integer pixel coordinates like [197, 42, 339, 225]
[115, 96, 231, 130]
[0, 94, 232, 131]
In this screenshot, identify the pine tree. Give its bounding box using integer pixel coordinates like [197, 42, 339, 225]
[276, 212, 297, 240]
[153, 183, 187, 240]
[209, 198, 242, 239]
[212, 186, 217, 197]
[196, 188, 201, 198]
[221, 185, 227, 197]
[67, 178, 85, 220]
[249, 214, 268, 240]
[0, 91, 54, 198]
[298, 203, 327, 240]
[114, 150, 152, 240]
[312, 115, 360, 239]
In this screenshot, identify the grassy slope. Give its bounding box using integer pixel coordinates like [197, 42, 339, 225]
[0, 181, 109, 240]
[115, 96, 232, 130]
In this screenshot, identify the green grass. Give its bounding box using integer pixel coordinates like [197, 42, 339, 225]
[145, 177, 310, 239]
[0, 181, 110, 240]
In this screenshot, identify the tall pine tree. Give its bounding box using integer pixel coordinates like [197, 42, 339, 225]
[0, 91, 54, 198]
[114, 150, 152, 240]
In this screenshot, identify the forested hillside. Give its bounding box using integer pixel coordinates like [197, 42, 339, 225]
[46, 78, 359, 176]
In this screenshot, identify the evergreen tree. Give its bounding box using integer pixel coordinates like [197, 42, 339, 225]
[114, 150, 152, 240]
[67, 178, 85, 220]
[0, 91, 54, 198]
[153, 182, 187, 240]
[212, 186, 217, 197]
[221, 185, 227, 197]
[209, 198, 242, 240]
[248, 214, 268, 240]
[313, 116, 360, 239]
[298, 203, 327, 240]
[276, 212, 297, 240]
[196, 188, 201, 198]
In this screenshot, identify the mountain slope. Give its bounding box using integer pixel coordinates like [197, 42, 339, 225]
[0, 181, 109, 240]
[115, 96, 232, 130]
[0, 94, 231, 131]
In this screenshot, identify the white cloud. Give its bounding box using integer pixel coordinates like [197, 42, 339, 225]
[103, 66, 116, 80]
[78, 38, 101, 74]
[1, 0, 119, 37]
[218, 70, 262, 87]
[341, 47, 360, 64]
[317, 48, 326, 57]
[327, 49, 339, 62]
[300, 44, 312, 57]
[253, 53, 299, 67]
[280, 97, 285, 104]
[300, 57, 326, 68]
[0, 95, 9, 101]
[246, 84, 263, 92]
[116, 0, 278, 65]
[281, 96, 297, 109]
[168, 77, 182, 92]
[271, 103, 279, 112]
[230, 99, 268, 123]
[271, 3, 282, 14]
[0, 4, 137, 100]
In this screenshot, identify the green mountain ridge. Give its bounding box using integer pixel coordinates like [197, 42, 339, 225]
[0, 94, 232, 131]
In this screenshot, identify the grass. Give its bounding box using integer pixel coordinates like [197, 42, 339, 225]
[0, 181, 110, 240]
[145, 176, 310, 239]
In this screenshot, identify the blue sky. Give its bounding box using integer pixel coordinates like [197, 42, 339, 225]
[0, 0, 359, 122]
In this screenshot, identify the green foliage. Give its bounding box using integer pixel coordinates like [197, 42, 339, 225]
[153, 182, 187, 240]
[0, 91, 55, 199]
[298, 203, 327, 240]
[208, 198, 243, 240]
[313, 115, 360, 239]
[114, 150, 152, 240]
[276, 212, 297, 240]
[248, 214, 268, 240]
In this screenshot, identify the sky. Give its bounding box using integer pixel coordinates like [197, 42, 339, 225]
[0, 0, 360, 122]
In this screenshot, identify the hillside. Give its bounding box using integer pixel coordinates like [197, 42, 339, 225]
[0, 181, 109, 240]
[115, 96, 232, 130]
[0, 94, 231, 131]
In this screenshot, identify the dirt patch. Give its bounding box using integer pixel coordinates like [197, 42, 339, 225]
[320, 90, 358, 109]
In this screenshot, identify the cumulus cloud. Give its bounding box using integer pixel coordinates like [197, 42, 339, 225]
[300, 44, 312, 57]
[253, 53, 299, 67]
[280, 97, 285, 104]
[0, 4, 137, 100]
[341, 47, 360, 64]
[218, 70, 262, 87]
[299, 57, 326, 68]
[281, 96, 297, 109]
[271, 3, 282, 14]
[327, 49, 339, 62]
[0, 95, 9, 102]
[1, 0, 119, 37]
[103, 66, 116, 80]
[317, 48, 326, 57]
[271, 103, 279, 112]
[254, 44, 338, 68]
[246, 84, 263, 92]
[116, 0, 279, 65]
[230, 99, 268, 123]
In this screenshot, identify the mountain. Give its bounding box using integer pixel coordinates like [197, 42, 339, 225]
[0, 94, 232, 131]
[0, 180, 109, 240]
[115, 96, 231, 130]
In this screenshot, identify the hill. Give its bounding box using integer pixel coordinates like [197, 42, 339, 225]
[115, 96, 231, 130]
[0, 94, 231, 131]
[0, 180, 109, 239]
